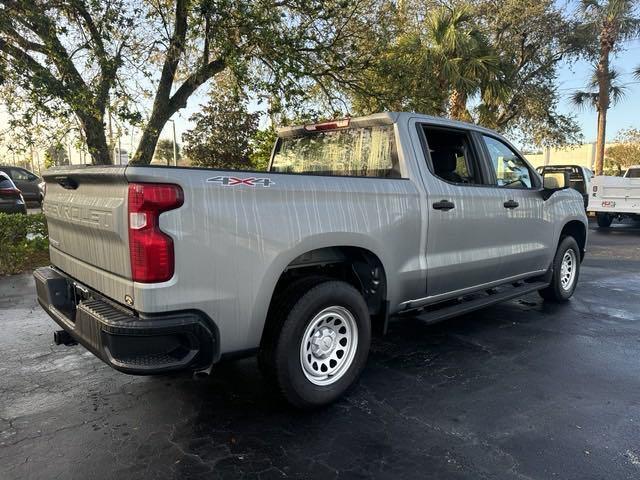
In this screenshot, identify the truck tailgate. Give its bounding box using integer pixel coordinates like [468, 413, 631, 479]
[42, 166, 133, 297]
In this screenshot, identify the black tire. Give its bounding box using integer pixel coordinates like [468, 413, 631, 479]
[596, 212, 613, 228]
[260, 279, 371, 409]
[257, 276, 328, 382]
[538, 236, 581, 302]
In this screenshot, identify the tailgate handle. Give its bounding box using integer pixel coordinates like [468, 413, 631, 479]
[55, 176, 79, 190]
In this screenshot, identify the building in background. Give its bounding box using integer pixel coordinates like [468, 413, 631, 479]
[525, 143, 617, 171]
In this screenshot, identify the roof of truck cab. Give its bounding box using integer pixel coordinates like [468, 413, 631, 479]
[277, 112, 501, 138]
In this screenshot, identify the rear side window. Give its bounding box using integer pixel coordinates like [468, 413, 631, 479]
[271, 126, 400, 178]
[9, 168, 31, 181]
[421, 126, 482, 184]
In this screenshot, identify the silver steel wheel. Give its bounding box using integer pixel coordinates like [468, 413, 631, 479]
[560, 248, 577, 291]
[300, 306, 358, 386]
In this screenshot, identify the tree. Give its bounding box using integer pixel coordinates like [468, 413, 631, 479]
[426, 6, 500, 122]
[153, 139, 180, 166]
[605, 128, 640, 174]
[577, 0, 640, 174]
[44, 143, 68, 168]
[250, 126, 277, 172]
[182, 82, 258, 169]
[346, 0, 585, 147]
[473, 0, 586, 147]
[571, 68, 627, 114]
[0, 1, 382, 165]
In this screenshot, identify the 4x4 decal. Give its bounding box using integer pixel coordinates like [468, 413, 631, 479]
[206, 176, 275, 187]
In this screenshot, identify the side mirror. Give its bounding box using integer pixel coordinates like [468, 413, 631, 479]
[542, 171, 570, 190]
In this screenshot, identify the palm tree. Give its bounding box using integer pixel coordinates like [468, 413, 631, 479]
[426, 6, 502, 122]
[572, 68, 627, 111]
[578, 0, 640, 175]
[634, 65, 640, 80]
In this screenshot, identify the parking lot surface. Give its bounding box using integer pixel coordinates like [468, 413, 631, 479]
[1, 220, 640, 480]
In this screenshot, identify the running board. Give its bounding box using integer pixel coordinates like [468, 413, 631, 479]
[413, 281, 548, 325]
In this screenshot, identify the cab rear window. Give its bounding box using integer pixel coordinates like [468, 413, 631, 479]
[270, 126, 400, 178]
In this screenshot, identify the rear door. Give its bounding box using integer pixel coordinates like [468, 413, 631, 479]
[478, 134, 553, 278]
[415, 123, 508, 300]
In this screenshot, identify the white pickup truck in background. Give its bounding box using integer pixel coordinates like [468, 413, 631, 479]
[588, 165, 640, 228]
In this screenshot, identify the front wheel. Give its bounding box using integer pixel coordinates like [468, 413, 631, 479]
[261, 279, 371, 409]
[538, 236, 581, 302]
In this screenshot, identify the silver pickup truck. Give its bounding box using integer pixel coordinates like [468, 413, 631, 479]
[34, 112, 587, 407]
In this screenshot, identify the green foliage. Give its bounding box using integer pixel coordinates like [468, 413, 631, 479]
[250, 127, 278, 171]
[605, 128, 640, 172]
[0, 213, 49, 276]
[0, 0, 382, 166]
[183, 81, 259, 170]
[44, 144, 69, 169]
[153, 139, 181, 166]
[347, 0, 585, 147]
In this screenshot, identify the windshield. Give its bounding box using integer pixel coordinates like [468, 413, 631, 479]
[271, 126, 399, 178]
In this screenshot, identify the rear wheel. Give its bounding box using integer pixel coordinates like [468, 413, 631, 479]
[596, 212, 613, 228]
[259, 279, 371, 408]
[538, 236, 580, 302]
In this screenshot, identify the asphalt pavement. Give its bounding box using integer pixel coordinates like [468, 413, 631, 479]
[1, 220, 639, 479]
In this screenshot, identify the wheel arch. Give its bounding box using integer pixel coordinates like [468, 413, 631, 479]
[257, 239, 390, 349]
[559, 220, 587, 260]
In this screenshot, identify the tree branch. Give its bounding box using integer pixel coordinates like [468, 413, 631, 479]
[0, 37, 66, 93]
[168, 58, 225, 112]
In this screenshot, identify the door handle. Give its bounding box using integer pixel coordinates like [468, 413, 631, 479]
[433, 200, 455, 211]
[503, 199, 519, 209]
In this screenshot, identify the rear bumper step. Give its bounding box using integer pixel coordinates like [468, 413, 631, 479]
[34, 266, 218, 375]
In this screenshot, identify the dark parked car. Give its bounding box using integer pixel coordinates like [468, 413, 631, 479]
[0, 166, 45, 205]
[0, 171, 27, 214]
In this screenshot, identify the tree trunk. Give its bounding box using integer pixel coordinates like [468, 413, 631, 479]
[595, 109, 607, 176]
[449, 90, 472, 122]
[131, 110, 169, 165]
[594, 41, 611, 176]
[78, 113, 111, 165]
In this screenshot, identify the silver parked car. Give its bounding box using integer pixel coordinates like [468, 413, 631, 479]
[34, 112, 587, 407]
[0, 171, 27, 214]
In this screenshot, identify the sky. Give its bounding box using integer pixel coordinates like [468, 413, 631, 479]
[554, 37, 640, 144]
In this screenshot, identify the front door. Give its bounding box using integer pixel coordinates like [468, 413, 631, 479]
[478, 134, 554, 279]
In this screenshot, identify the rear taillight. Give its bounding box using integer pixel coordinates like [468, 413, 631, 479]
[128, 183, 183, 283]
[0, 187, 21, 196]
